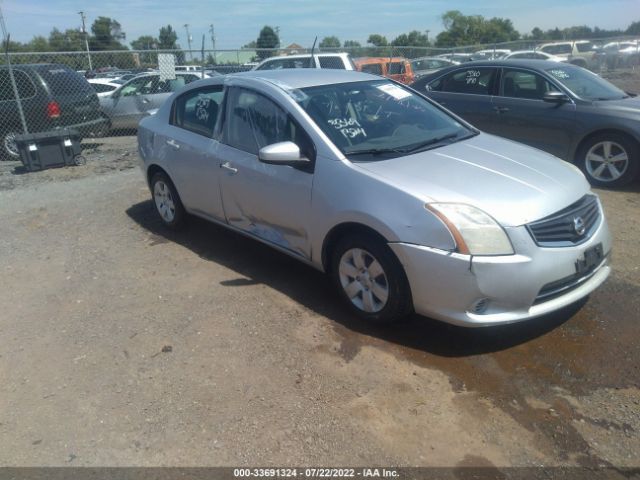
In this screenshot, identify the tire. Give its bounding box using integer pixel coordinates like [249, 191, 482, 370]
[1, 131, 21, 161]
[331, 233, 413, 324]
[576, 133, 639, 188]
[150, 172, 186, 230]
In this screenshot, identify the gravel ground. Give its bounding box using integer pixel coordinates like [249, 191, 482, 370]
[0, 72, 639, 473]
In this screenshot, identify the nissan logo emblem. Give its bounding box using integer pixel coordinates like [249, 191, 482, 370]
[573, 216, 586, 236]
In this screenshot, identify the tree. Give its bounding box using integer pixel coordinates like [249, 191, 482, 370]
[627, 21, 640, 35]
[256, 26, 279, 60]
[435, 10, 519, 47]
[319, 36, 341, 49]
[158, 25, 178, 50]
[530, 27, 544, 40]
[243, 40, 257, 49]
[391, 30, 430, 47]
[131, 35, 158, 50]
[48, 28, 85, 51]
[343, 40, 361, 48]
[367, 34, 388, 46]
[89, 17, 127, 50]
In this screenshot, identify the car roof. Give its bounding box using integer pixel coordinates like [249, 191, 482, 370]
[435, 59, 566, 69]
[355, 57, 408, 64]
[229, 69, 383, 89]
[261, 52, 350, 61]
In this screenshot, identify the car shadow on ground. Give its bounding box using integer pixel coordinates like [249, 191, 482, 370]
[126, 200, 583, 358]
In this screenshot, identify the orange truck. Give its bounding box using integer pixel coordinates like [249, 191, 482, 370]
[354, 57, 415, 84]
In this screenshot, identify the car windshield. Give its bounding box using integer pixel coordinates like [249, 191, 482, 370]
[295, 80, 473, 160]
[546, 65, 627, 100]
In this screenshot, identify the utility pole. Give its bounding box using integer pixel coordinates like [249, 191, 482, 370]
[184, 23, 192, 61]
[209, 24, 215, 50]
[78, 11, 93, 71]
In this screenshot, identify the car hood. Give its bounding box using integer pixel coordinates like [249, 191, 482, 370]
[593, 96, 640, 114]
[355, 133, 591, 227]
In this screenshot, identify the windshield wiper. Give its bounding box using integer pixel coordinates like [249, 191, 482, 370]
[345, 147, 405, 156]
[400, 132, 462, 153]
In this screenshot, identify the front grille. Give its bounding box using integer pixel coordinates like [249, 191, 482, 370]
[526, 195, 600, 247]
[533, 255, 607, 305]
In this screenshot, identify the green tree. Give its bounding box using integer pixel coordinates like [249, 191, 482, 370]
[131, 35, 158, 50]
[158, 25, 179, 50]
[530, 27, 544, 40]
[627, 21, 640, 35]
[256, 26, 279, 60]
[319, 36, 341, 48]
[343, 40, 361, 47]
[26, 36, 49, 52]
[367, 34, 388, 46]
[48, 28, 85, 51]
[89, 17, 127, 50]
[391, 30, 430, 46]
[243, 40, 257, 49]
[435, 10, 519, 47]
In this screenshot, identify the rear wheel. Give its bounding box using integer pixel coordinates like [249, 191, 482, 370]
[577, 133, 639, 187]
[150, 172, 186, 230]
[1, 131, 20, 160]
[331, 233, 412, 324]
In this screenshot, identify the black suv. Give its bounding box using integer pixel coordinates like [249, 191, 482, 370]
[0, 63, 108, 159]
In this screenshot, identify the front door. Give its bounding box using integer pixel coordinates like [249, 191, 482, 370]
[493, 68, 576, 159]
[216, 87, 315, 258]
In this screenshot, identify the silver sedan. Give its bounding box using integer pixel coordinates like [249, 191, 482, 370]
[137, 70, 611, 327]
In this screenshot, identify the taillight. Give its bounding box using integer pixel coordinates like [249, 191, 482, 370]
[47, 101, 61, 119]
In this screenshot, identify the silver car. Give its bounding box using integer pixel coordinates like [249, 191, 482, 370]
[100, 72, 200, 131]
[137, 70, 611, 327]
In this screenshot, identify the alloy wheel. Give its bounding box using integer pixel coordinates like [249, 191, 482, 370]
[338, 247, 389, 313]
[585, 140, 629, 183]
[153, 180, 176, 223]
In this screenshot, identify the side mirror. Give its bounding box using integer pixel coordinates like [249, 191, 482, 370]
[543, 91, 570, 103]
[258, 141, 309, 166]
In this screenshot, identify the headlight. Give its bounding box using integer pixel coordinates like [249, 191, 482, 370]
[426, 203, 514, 256]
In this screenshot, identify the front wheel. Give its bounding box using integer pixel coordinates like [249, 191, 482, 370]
[331, 233, 412, 324]
[577, 133, 639, 187]
[150, 172, 186, 230]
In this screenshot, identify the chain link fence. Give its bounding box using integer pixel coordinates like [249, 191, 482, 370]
[0, 36, 638, 163]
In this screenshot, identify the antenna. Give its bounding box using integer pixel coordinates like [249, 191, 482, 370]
[309, 36, 318, 68]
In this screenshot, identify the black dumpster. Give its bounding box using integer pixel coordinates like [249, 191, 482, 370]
[15, 129, 85, 172]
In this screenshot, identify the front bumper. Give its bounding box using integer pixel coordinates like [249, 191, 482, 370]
[389, 210, 612, 327]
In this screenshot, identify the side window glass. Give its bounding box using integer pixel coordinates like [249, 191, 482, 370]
[172, 86, 224, 137]
[121, 76, 153, 96]
[224, 88, 312, 158]
[15, 71, 36, 99]
[502, 69, 559, 100]
[436, 68, 496, 95]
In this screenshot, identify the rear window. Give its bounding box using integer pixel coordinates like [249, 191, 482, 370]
[318, 56, 346, 69]
[37, 66, 93, 96]
[576, 42, 593, 53]
[387, 62, 406, 75]
[541, 44, 572, 55]
[360, 63, 383, 75]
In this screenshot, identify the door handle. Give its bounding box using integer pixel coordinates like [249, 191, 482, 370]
[166, 139, 180, 150]
[493, 106, 510, 113]
[220, 161, 238, 174]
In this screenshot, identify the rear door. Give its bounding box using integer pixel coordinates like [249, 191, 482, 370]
[492, 67, 576, 159]
[159, 84, 226, 220]
[423, 66, 500, 133]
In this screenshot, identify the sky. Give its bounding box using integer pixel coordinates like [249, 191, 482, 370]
[1, 0, 638, 49]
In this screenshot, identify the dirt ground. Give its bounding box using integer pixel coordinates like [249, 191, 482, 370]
[0, 73, 639, 475]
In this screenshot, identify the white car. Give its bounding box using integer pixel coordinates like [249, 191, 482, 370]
[88, 79, 122, 97]
[254, 53, 356, 71]
[504, 50, 567, 62]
